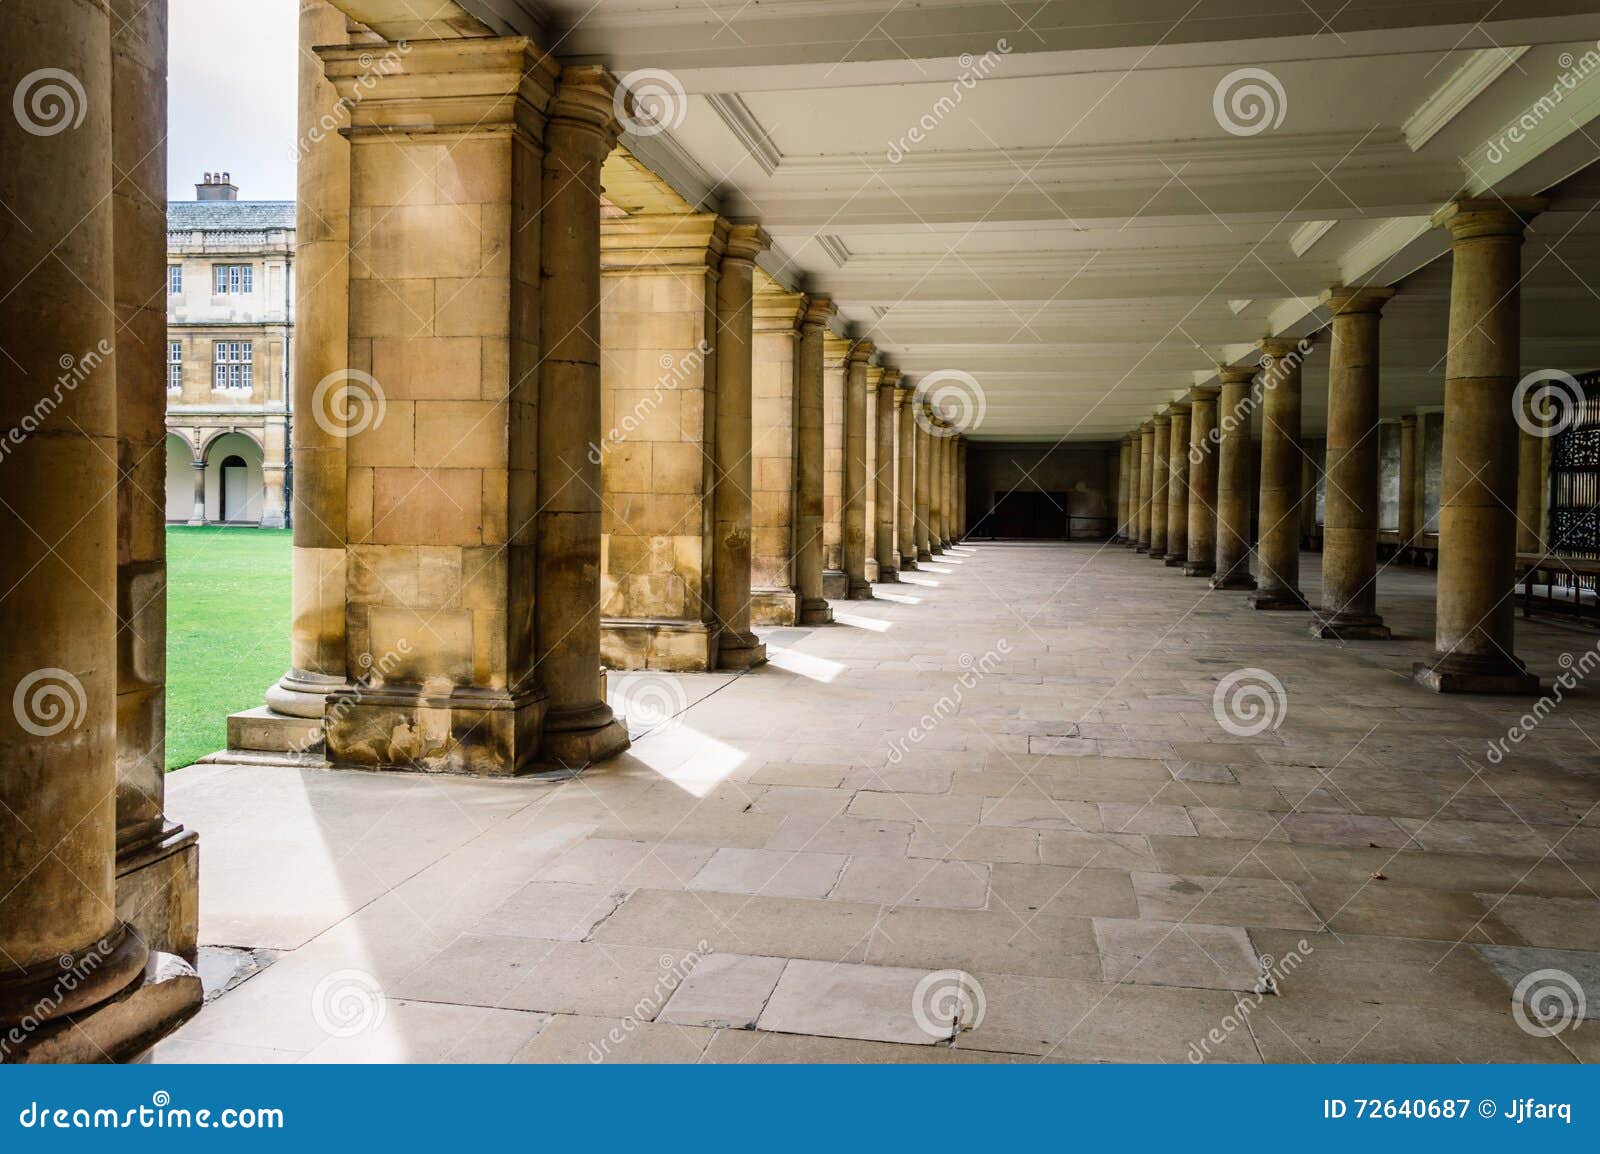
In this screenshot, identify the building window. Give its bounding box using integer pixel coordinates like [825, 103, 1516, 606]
[167, 341, 182, 393]
[212, 264, 253, 294]
[212, 340, 253, 392]
[168, 265, 182, 294]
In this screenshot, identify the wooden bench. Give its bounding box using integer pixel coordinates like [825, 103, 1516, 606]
[1517, 552, 1600, 625]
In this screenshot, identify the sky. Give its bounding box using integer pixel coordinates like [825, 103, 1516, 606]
[168, 0, 299, 202]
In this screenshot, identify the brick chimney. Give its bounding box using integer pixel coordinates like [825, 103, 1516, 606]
[196, 171, 238, 201]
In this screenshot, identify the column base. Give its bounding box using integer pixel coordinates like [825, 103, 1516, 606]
[750, 587, 801, 626]
[4, 950, 201, 1064]
[930, 544, 944, 556]
[846, 577, 875, 600]
[1183, 561, 1215, 578]
[541, 703, 631, 768]
[865, 558, 880, 582]
[1251, 588, 1310, 611]
[1310, 612, 1391, 641]
[1210, 572, 1257, 591]
[117, 824, 200, 961]
[1135, 544, 1150, 554]
[602, 618, 717, 671]
[0, 923, 148, 1031]
[225, 705, 325, 759]
[1413, 655, 1540, 695]
[799, 598, 834, 625]
[877, 565, 900, 583]
[822, 569, 849, 599]
[716, 630, 768, 670]
[1163, 553, 1185, 567]
[323, 683, 548, 776]
[265, 667, 349, 719]
[916, 549, 932, 562]
[899, 555, 918, 571]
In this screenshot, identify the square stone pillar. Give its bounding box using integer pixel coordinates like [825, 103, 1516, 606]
[795, 298, 835, 624]
[1251, 338, 1312, 610]
[842, 340, 875, 597]
[821, 332, 850, 595]
[1415, 198, 1546, 694]
[750, 272, 806, 624]
[895, 385, 918, 569]
[316, 36, 559, 773]
[875, 369, 902, 580]
[1136, 420, 1155, 551]
[1164, 402, 1190, 565]
[598, 213, 726, 670]
[1184, 387, 1219, 577]
[711, 224, 773, 668]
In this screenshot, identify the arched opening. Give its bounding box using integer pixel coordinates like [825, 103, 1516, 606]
[201, 431, 265, 524]
[164, 432, 194, 522]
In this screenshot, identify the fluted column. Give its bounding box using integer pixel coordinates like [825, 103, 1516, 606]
[267, 0, 352, 720]
[875, 369, 901, 581]
[1135, 421, 1155, 551]
[796, 298, 835, 624]
[895, 386, 917, 569]
[1, 0, 151, 1033]
[1312, 285, 1395, 641]
[914, 418, 933, 560]
[842, 340, 875, 598]
[1398, 414, 1418, 545]
[1164, 402, 1190, 565]
[1212, 367, 1258, 590]
[1149, 413, 1171, 560]
[713, 224, 774, 663]
[536, 67, 631, 759]
[1185, 387, 1219, 577]
[1252, 338, 1310, 610]
[1415, 198, 1546, 694]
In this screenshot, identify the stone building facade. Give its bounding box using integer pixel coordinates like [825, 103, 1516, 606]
[163, 174, 293, 527]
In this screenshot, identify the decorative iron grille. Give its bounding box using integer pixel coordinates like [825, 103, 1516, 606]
[1549, 370, 1600, 559]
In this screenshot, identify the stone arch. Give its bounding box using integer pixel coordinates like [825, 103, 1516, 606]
[202, 430, 266, 524]
[164, 431, 196, 522]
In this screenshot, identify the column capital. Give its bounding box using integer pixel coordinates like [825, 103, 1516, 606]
[1166, 399, 1190, 415]
[319, 37, 559, 138]
[1431, 197, 1547, 240]
[1217, 364, 1256, 385]
[722, 221, 771, 266]
[1258, 335, 1313, 359]
[602, 212, 728, 274]
[847, 339, 875, 366]
[801, 295, 836, 329]
[878, 367, 903, 391]
[753, 268, 806, 332]
[549, 65, 623, 157]
[1139, 419, 1155, 433]
[894, 384, 914, 406]
[1188, 385, 1220, 404]
[1399, 412, 1417, 428]
[1323, 284, 1395, 316]
[823, 331, 854, 364]
[1153, 410, 1171, 427]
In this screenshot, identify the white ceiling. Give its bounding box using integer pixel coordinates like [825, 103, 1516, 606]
[445, 0, 1600, 440]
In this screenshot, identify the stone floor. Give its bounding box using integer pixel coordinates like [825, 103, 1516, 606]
[149, 541, 1600, 1063]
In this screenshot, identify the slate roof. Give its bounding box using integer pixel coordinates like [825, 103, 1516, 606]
[168, 200, 295, 230]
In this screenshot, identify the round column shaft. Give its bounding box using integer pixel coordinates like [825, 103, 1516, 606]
[796, 299, 834, 624]
[1398, 414, 1418, 546]
[1164, 403, 1190, 565]
[841, 341, 875, 597]
[1149, 413, 1171, 560]
[1211, 367, 1258, 590]
[1136, 421, 1155, 551]
[874, 371, 900, 581]
[1185, 387, 1219, 576]
[1251, 339, 1311, 609]
[895, 388, 917, 569]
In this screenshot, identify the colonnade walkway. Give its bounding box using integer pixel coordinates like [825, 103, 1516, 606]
[153, 543, 1599, 1062]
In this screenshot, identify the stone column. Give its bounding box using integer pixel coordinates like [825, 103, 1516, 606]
[265, 0, 354, 723]
[1, 0, 152, 1037]
[712, 224, 773, 664]
[1123, 431, 1142, 548]
[946, 434, 961, 542]
[914, 419, 933, 560]
[1136, 421, 1155, 551]
[1212, 367, 1258, 589]
[895, 385, 917, 569]
[751, 273, 806, 624]
[1415, 198, 1546, 694]
[1251, 338, 1310, 610]
[1164, 402, 1190, 565]
[188, 457, 207, 524]
[795, 298, 835, 624]
[1149, 412, 1171, 560]
[863, 367, 881, 582]
[925, 408, 946, 554]
[821, 332, 850, 595]
[1312, 286, 1395, 640]
[875, 370, 901, 580]
[842, 340, 875, 597]
[1185, 387, 1219, 577]
[957, 439, 968, 540]
[1115, 436, 1133, 542]
[1398, 413, 1418, 544]
[535, 67, 630, 763]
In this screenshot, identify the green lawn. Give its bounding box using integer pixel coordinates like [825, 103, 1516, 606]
[165, 526, 292, 769]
